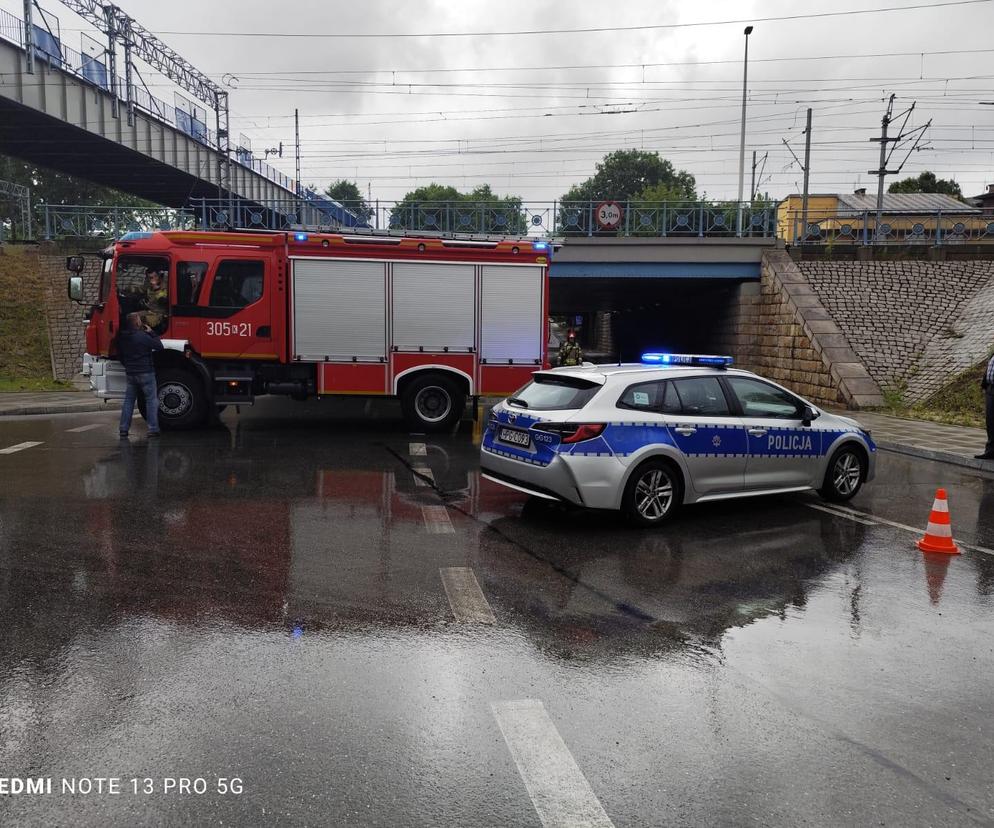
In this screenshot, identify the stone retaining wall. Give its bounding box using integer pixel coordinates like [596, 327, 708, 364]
[714, 251, 884, 408]
[42, 252, 99, 381]
[799, 259, 994, 402]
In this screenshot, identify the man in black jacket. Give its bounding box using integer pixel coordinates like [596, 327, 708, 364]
[117, 312, 164, 438]
[977, 353, 994, 461]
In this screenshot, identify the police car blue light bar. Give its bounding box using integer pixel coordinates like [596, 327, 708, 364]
[641, 353, 734, 367]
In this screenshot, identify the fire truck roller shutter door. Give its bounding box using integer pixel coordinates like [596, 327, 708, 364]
[293, 259, 386, 361]
[392, 262, 475, 352]
[481, 265, 544, 363]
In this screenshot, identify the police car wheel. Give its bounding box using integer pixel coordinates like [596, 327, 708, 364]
[622, 460, 682, 526]
[401, 373, 465, 433]
[820, 445, 866, 502]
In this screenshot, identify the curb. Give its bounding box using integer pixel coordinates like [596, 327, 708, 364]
[876, 440, 994, 475]
[0, 402, 120, 416]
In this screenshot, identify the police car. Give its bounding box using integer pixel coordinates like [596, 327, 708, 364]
[480, 354, 876, 526]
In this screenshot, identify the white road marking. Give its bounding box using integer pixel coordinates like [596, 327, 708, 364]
[492, 699, 614, 828]
[409, 442, 427, 456]
[440, 567, 496, 624]
[421, 505, 455, 534]
[0, 441, 43, 455]
[66, 423, 102, 433]
[413, 465, 435, 487]
[807, 503, 877, 525]
[805, 503, 994, 557]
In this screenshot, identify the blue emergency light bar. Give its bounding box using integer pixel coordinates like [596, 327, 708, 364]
[532, 241, 550, 252]
[293, 232, 309, 242]
[641, 353, 734, 368]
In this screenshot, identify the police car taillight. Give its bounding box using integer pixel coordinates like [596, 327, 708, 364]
[641, 353, 733, 368]
[535, 423, 605, 443]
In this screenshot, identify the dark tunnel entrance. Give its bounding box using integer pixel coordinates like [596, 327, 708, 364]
[549, 277, 751, 364]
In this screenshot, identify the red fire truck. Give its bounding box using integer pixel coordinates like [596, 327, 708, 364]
[67, 229, 550, 431]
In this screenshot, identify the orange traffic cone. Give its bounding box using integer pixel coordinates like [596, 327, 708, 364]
[917, 488, 960, 555]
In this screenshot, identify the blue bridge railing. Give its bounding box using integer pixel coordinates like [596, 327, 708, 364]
[36, 199, 780, 240]
[785, 207, 994, 246]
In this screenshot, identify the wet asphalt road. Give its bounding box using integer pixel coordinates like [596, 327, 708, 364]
[1, 398, 993, 827]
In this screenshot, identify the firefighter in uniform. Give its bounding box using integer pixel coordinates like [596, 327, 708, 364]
[558, 329, 583, 367]
[138, 267, 169, 331]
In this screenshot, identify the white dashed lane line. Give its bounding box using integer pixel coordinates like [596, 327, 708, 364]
[804, 502, 994, 556]
[440, 567, 495, 624]
[493, 699, 615, 828]
[0, 441, 43, 455]
[421, 505, 455, 534]
[807, 503, 877, 526]
[66, 424, 103, 433]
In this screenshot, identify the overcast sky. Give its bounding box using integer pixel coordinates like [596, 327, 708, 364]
[5, 0, 994, 203]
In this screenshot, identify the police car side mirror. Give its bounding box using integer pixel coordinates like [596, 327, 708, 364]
[801, 405, 819, 426]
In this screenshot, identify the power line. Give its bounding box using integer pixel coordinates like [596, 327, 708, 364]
[214, 46, 994, 77]
[144, 1, 992, 39]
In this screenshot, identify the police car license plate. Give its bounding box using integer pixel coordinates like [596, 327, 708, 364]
[499, 427, 530, 447]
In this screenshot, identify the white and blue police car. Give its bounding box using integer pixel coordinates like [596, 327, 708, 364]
[480, 354, 876, 526]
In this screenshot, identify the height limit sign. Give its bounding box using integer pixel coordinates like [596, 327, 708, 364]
[595, 201, 623, 230]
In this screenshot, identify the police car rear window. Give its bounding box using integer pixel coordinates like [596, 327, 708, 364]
[508, 377, 599, 411]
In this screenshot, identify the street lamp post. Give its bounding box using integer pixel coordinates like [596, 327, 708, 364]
[736, 25, 754, 237]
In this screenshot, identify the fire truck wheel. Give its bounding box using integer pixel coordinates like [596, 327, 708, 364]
[138, 368, 208, 430]
[401, 374, 465, 432]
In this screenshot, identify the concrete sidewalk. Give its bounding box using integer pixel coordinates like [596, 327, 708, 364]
[841, 409, 991, 472]
[0, 391, 118, 416]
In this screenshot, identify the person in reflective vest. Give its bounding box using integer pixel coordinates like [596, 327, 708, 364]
[558, 329, 583, 366]
[139, 267, 169, 331]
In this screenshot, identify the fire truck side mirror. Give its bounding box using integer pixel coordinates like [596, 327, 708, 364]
[67, 276, 84, 303]
[66, 255, 86, 274]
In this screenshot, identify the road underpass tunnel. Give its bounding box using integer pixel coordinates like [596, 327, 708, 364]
[549, 277, 747, 364]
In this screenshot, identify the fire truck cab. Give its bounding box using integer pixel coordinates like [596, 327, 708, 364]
[68, 229, 550, 431]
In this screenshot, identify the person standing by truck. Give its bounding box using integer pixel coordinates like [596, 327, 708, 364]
[117, 312, 163, 438]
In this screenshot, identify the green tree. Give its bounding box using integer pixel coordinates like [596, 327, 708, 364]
[888, 171, 963, 199]
[323, 179, 372, 222]
[557, 150, 697, 234]
[0, 153, 157, 208]
[559, 150, 697, 203]
[391, 183, 526, 234]
[1, 153, 168, 238]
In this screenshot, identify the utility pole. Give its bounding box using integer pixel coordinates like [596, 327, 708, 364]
[868, 94, 931, 241]
[736, 25, 754, 237]
[751, 151, 768, 202]
[801, 108, 812, 243]
[781, 108, 812, 243]
[22, 0, 34, 74]
[294, 107, 302, 216]
[750, 150, 756, 205]
[872, 94, 896, 238]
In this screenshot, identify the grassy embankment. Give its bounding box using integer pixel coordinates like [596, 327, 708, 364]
[0, 245, 72, 392]
[881, 358, 990, 429]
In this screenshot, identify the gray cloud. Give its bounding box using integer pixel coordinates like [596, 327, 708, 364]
[6, 0, 993, 202]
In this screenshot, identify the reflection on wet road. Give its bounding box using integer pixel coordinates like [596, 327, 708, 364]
[1, 398, 993, 826]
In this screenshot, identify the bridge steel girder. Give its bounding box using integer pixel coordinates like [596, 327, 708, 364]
[0, 38, 293, 209]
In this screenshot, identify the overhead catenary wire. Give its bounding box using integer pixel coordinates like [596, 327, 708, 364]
[132, 1, 993, 39]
